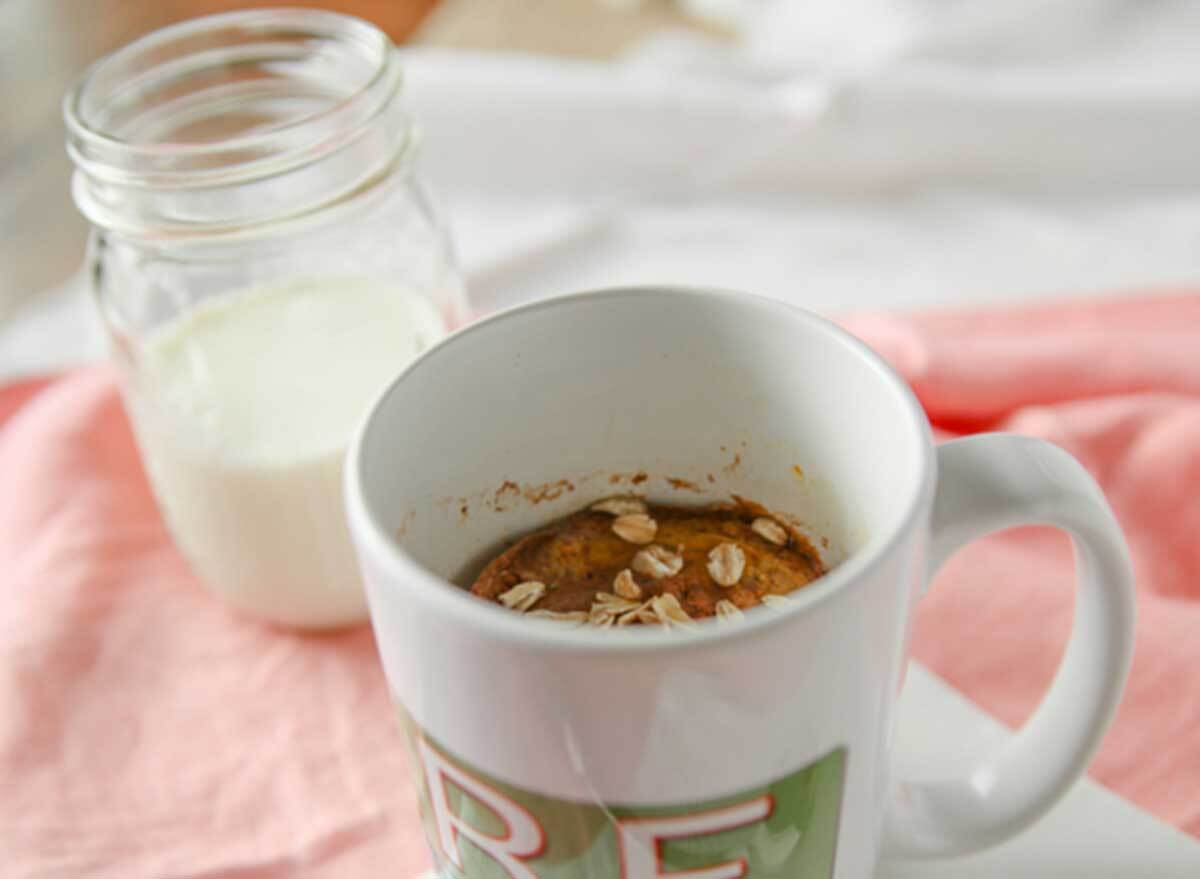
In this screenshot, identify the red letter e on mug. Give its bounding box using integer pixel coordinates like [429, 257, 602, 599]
[615, 796, 774, 879]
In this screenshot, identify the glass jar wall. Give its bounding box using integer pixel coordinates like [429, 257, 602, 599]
[65, 9, 467, 628]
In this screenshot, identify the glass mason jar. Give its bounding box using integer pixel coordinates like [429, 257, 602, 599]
[64, 10, 467, 629]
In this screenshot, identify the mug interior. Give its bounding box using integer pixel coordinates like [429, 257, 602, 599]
[353, 287, 931, 625]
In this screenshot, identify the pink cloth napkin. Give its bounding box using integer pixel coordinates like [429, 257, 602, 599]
[2, 292, 1199, 877]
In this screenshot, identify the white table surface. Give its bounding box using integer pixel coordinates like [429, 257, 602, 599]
[887, 665, 1200, 878]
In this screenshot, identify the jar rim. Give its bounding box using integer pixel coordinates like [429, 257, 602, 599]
[66, 8, 403, 190]
[64, 8, 412, 235]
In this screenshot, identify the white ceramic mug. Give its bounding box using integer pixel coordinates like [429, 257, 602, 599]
[345, 287, 1135, 879]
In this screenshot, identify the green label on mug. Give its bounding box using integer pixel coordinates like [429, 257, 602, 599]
[401, 715, 846, 879]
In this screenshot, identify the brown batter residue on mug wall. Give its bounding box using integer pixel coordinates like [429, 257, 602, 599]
[470, 498, 826, 626]
[486, 478, 578, 513]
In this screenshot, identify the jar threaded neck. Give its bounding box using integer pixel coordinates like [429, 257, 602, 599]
[64, 9, 411, 238]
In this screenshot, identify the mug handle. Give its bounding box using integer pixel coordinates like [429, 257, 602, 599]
[884, 434, 1136, 858]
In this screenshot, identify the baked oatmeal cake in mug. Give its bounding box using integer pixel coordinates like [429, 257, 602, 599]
[471, 497, 825, 627]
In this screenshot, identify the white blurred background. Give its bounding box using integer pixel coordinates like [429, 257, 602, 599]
[4, 0, 1200, 374]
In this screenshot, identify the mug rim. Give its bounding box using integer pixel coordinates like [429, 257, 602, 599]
[345, 285, 936, 653]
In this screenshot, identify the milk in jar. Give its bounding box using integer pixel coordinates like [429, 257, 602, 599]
[124, 278, 445, 627]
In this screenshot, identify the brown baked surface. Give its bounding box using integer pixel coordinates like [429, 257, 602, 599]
[470, 500, 825, 622]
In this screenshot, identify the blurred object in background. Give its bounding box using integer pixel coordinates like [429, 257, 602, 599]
[418, 0, 730, 59]
[742, 0, 1200, 73]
